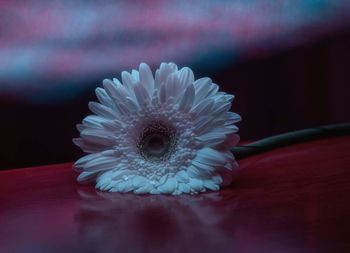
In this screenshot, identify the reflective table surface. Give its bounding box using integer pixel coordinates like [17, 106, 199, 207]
[1, 136, 350, 253]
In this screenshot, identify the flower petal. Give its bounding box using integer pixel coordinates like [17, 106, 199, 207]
[196, 132, 226, 147]
[132, 175, 148, 188]
[203, 180, 220, 191]
[193, 77, 212, 104]
[156, 63, 175, 86]
[95, 87, 115, 108]
[176, 170, 190, 183]
[134, 184, 154, 194]
[179, 84, 195, 111]
[114, 180, 134, 193]
[158, 178, 178, 194]
[139, 63, 154, 95]
[191, 98, 214, 117]
[88, 102, 119, 118]
[81, 156, 118, 172]
[178, 182, 191, 194]
[178, 67, 194, 88]
[77, 171, 97, 184]
[194, 147, 228, 167]
[133, 83, 151, 106]
[121, 71, 134, 87]
[189, 178, 204, 192]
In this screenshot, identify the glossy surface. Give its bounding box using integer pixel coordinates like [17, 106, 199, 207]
[1, 136, 350, 253]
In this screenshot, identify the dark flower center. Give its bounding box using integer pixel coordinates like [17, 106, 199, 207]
[138, 121, 177, 162]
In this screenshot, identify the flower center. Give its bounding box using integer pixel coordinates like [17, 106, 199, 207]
[138, 121, 177, 162]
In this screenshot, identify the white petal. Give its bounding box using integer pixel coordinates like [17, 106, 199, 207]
[187, 165, 203, 178]
[194, 116, 216, 135]
[151, 89, 159, 105]
[73, 138, 108, 153]
[124, 97, 140, 112]
[83, 156, 118, 172]
[165, 73, 180, 99]
[101, 182, 114, 191]
[217, 133, 240, 149]
[154, 69, 161, 90]
[211, 175, 223, 184]
[194, 116, 210, 130]
[96, 179, 112, 191]
[176, 170, 189, 183]
[196, 131, 226, 147]
[102, 79, 118, 99]
[218, 125, 239, 134]
[131, 69, 140, 82]
[95, 87, 115, 108]
[191, 160, 215, 174]
[116, 180, 134, 193]
[194, 116, 234, 135]
[191, 98, 214, 117]
[80, 128, 114, 146]
[99, 118, 124, 131]
[207, 83, 219, 97]
[203, 180, 220, 191]
[139, 63, 154, 95]
[224, 94, 235, 102]
[113, 77, 122, 86]
[178, 67, 194, 89]
[74, 153, 100, 167]
[117, 102, 133, 115]
[150, 189, 161, 194]
[88, 102, 119, 119]
[109, 103, 126, 115]
[77, 171, 97, 183]
[158, 178, 177, 194]
[132, 175, 148, 188]
[76, 124, 86, 132]
[194, 147, 228, 166]
[159, 81, 167, 103]
[193, 77, 212, 104]
[111, 170, 134, 181]
[108, 184, 121, 192]
[121, 71, 134, 87]
[222, 150, 235, 163]
[179, 84, 195, 111]
[159, 174, 169, 185]
[134, 184, 153, 194]
[211, 102, 231, 116]
[82, 115, 103, 128]
[156, 63, 174, 86]
[103, 79, 129, 104]
[168, 62, 178, 72]
[224, 112, 241, 124]
[134, 83, 150, 106]
[189, 178, 204, 191]
[178, 182, 191, 194]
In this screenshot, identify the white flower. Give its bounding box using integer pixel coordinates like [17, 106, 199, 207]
[73, 63, 241, 195]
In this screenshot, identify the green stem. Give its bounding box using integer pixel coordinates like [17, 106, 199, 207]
[231, 122, 350, 159]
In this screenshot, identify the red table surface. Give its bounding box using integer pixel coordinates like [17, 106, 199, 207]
[1, 136, 350, 253]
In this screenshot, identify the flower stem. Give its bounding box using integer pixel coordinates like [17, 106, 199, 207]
[232, 122, 350, 159]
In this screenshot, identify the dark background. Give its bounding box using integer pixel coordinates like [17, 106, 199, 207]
[0, 1, 350, 170]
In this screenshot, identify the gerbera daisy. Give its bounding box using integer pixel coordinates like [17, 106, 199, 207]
[73, 63, 241, 195]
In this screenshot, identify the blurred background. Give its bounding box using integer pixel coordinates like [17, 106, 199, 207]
[0, 0, 350, 170]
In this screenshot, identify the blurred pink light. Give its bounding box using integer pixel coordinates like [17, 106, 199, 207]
[0, 0, 350, 95]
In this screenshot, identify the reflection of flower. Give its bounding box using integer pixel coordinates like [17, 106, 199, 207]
[75, 189, 236, 253]
[74, 63, 240, 194]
